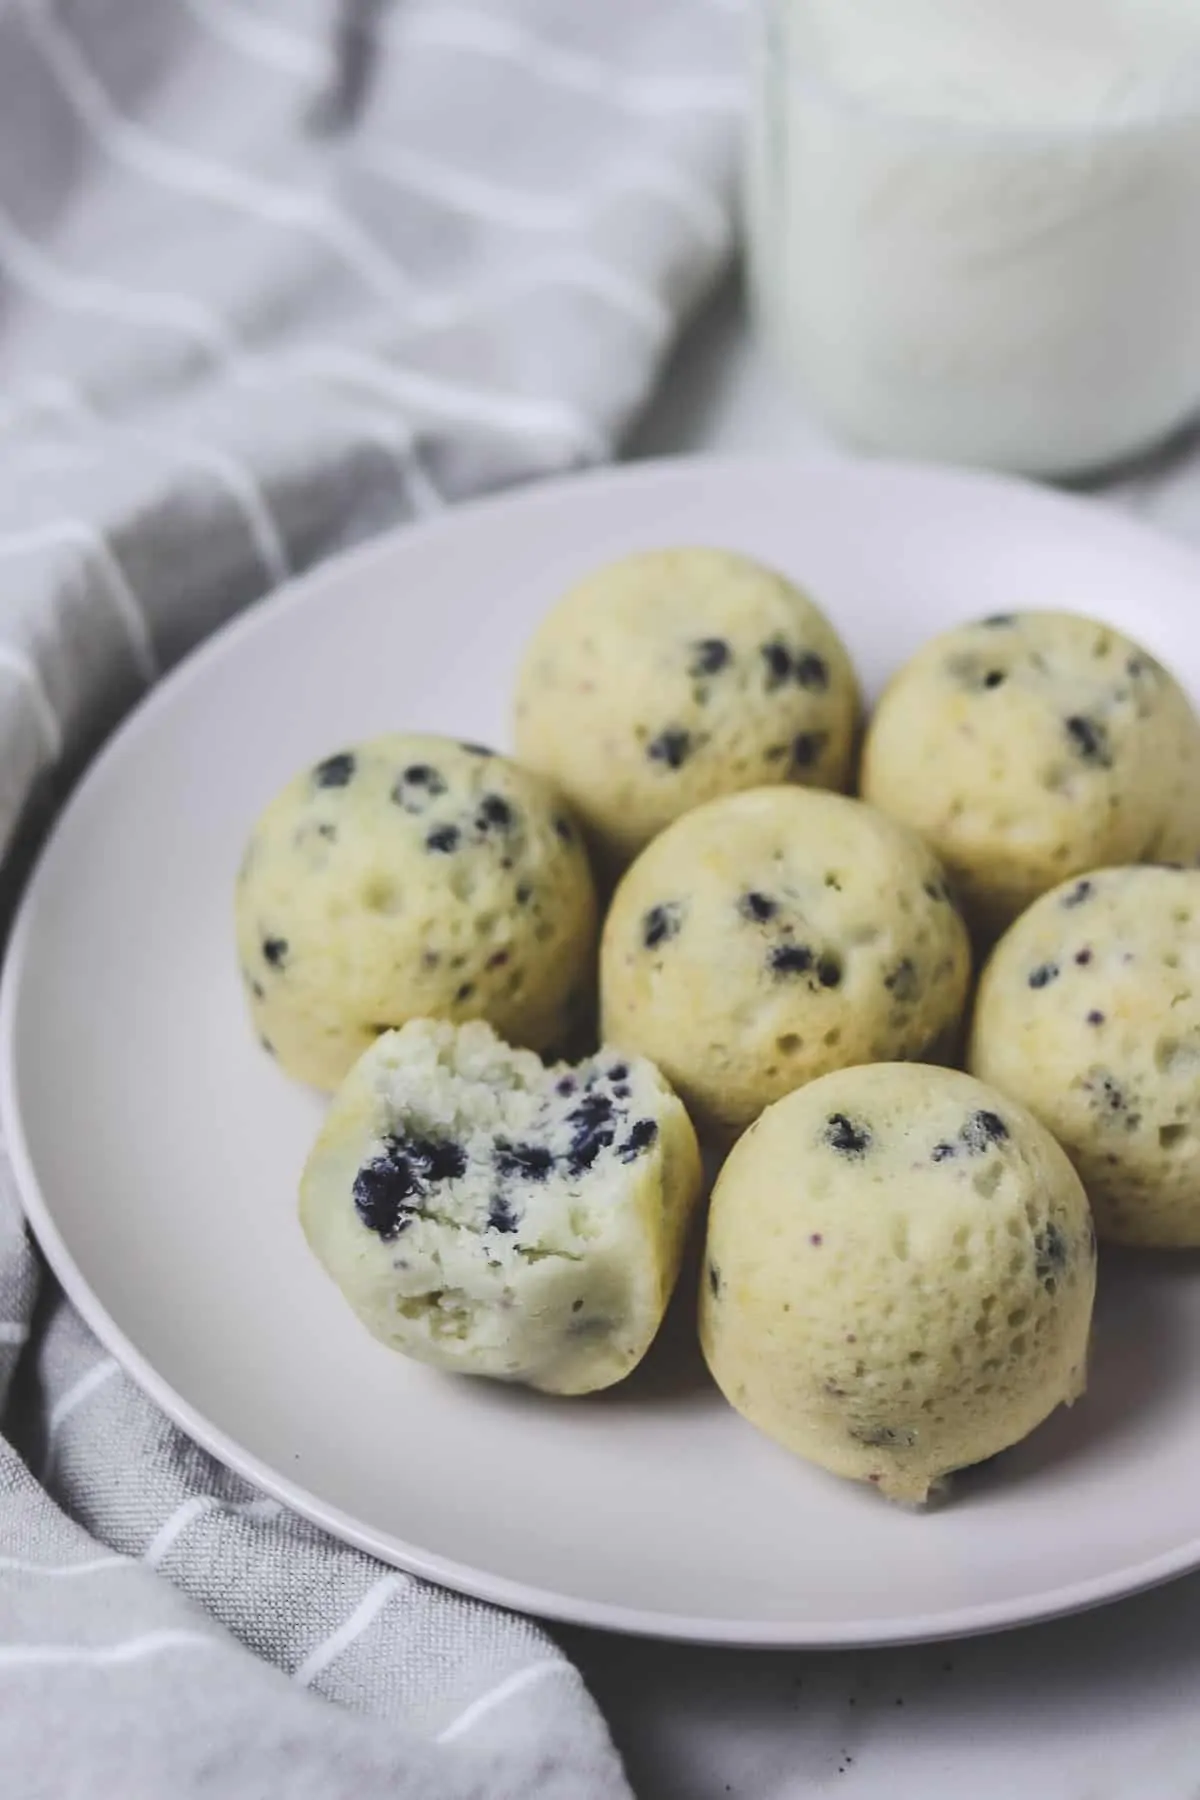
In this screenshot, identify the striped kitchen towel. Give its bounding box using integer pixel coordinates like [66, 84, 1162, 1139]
[0, 3, 742, 1795]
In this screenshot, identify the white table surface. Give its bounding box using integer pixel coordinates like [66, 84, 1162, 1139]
[559, 276, 1200, 1800]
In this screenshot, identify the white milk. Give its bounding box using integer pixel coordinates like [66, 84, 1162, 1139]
[747, 0, 1200, 475]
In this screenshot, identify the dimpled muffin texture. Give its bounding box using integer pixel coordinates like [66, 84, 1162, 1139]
[236, 735, 597, 1090]
[299, 1019, 703, 1394]
[700, 1064, 1096, 1504]
[1146, 681, 1200, 868]
[970, 866, 1200, 1246]
[860, 610, 1200, 938]
[513, 547, 860, 870]
[599, 787, 971, 1137]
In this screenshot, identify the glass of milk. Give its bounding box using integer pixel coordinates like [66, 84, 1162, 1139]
[746, 0, 1200, 477]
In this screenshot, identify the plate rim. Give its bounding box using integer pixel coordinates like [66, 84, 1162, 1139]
[6, 450, 1200, 1648]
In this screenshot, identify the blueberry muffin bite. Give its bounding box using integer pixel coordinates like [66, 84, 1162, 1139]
[700, 1064, 1095, 1503]
[236, 735, 596, 1090]
[514, 548, 860, 872]
[299, 1019, 703, 1394]
[600, 787, 971, 1138]
[860, 610, 1200, 938]
[1146, 678, 1200, 868]
[971, 865, 1200, 1245]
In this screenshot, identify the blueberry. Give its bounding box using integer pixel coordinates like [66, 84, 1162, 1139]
[608, 1063, 629, 1081]
[792, 651, 829, 692]
[1034, 1222, 1068, 1289]
[554, 816, 574, 842]
[477, 794, 515, 831]
[262, 936, 288, 969]
[647, 728, 692, 770]
[1065, 715, 1112, 767]
[488, 1194, 520, 1234]
[555, 1075, 577, 1097]
[313, 751, 356, 788]
[1075, 948, 1093, 966]
[566, 1092, 616, 1173]
[619, 1119, 659, 1162]
[1028, 963, 1059, 989]
[455, 981, 475, 1002]
[761, 641, 792, 689]
[495, 1141, 554, 1182]
[486, 950, 510, 970]
[400, 763, 447, 793]
[643, 902, 683, 949]
[708, 1263, 722, 1299]
[426, 825, 460, 853]
[983, 669, 1006, 689]
[931, 1141, 956, 1162]
[769, 943, 813, 976]
[825, 1114, 871, 1155]
[792, 731, 828, 768]
[1087, 1010, 1105, 1026]
[461, 742, 494, 756]
[885, 958, 918, 1002]
[739, 891, 778, 923]
[817, 954, 842, 989]
[1063, 879, 1094, 908]
[515, 882, 533, 906]
[960, 1110, 1009, 1154]
[690, 638, 730, 677]
[353, 1132, 466, 1241]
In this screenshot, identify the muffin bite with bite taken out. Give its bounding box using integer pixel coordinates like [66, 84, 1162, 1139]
[300, 1019, 703, 1394]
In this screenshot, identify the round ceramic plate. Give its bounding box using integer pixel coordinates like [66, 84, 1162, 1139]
[4, 456, 1200, 1648]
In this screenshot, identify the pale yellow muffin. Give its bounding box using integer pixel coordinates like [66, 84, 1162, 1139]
[236, 735, 596, 1090]
[600, 786, 971, 1137]
[300, 1020, 703, 1395]
[970, 866, 1200, 1246]
[700, 1063, 1096, 1504]
[860, 610, 1199, 938]
[514, 547, 860, 871]
[1146, 682, 1200, 867]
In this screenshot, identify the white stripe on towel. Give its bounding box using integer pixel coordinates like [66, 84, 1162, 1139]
[0, 1629, 220, 1672]
[292, 1573, 409, 1688]
[0, 1555, 132, 1579]
[0, 524, 157, 682]
[43, 1358, 121, 1480]
[437, 1659, 576, 1744]
[144, 1495, 283, 1569]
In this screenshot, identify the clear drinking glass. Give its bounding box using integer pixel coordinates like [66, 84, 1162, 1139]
[745, 0, 1200, 477]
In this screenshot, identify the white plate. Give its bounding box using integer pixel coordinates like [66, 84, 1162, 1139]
[5, 455, 1200, 1649]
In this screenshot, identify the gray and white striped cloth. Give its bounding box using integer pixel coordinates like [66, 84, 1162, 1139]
[0, 4, 742, 1795]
